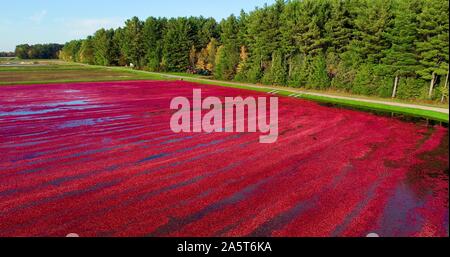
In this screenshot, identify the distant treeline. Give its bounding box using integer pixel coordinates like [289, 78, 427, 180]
[0, 52, 15, 57]
[59, 0, 448, 101]
[15, 44, 63, 59]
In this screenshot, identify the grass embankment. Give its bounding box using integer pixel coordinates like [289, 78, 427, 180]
[0, 63, 167, 85]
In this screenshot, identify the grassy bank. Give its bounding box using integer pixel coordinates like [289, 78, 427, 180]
[0, 63, 168, 85]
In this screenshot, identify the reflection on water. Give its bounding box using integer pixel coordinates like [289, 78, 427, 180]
[43, 100, 88, 107]
[58, 115, 131, 129]
[406, 132, 449, 201]
[58, 118, 98, 128]
[318, 102, 449, 127]
[378, 183, 426, 237]
[379, 132, 449, 236]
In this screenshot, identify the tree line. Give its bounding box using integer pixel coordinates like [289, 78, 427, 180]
[58, 0, 448, 101]
[0, 52, 15, 58]
[15, 44, 64, 59]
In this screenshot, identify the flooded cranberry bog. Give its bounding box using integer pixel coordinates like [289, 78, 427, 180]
[0, 80, 448, 237]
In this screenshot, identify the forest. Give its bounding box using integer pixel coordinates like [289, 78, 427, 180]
[15, 44, 64, 59]
[55, 0, 449, 101]
[0, 52, 15, 58]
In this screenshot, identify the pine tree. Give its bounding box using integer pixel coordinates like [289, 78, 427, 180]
[280, 0, 302, 76]
[352, 63, 375, 95]
[93, 28, 116, 66]
[308, 53, 331, 89]
[78, 37, 95, 64]
[123, 17, 144, 68]
[162, 18, 192, 71]
[112, 27, 128, 66]
[325, 0, 353, 54]
[246, 0, 284, 81]
[289, 54, 311, 88]
[382, 0, 420, 98]
[59, 40, 82, 62]
[416, 0, 449, 98]
[302, 18, 326, 56]
[281, 0, 326, 83]
[197, 18, 219, 50]
[351, 0, 394, 64]
[237, 10, 248, 48]
[214, 15, 240, 80]
[206, 38, 218, 71]
[143, 17, 165, 71]
[214, 45, 225, 78]
[15, 44, 31, 59]
[262, 50, 287, 86]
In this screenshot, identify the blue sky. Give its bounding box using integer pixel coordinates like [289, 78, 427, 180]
[0, 0, 275, 51]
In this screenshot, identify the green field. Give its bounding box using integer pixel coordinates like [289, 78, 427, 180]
[0, 61, 167, 85]
[1, 60, 448, 122]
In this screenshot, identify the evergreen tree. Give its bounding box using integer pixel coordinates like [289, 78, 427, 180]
[162, 18, 192, 71]
[416, 0, 449, 98]
[59, 40, 82, 62]
[112, 27, 128, 66]
[246, 0, 285, 82]
[197, 17, 219, 49]
[78, 37, 95, 64]
[262, 50, 287, 86]
[382, 0, 420, 98]
[289, 54, 311, 88]
[93, 28, 116, 66]
[15, 44, 30, 59]
[214, 15, 240, 80]
[123, 16, 144, 68]
[351, 0, 394, 64]
[206, 38, 218, 71]
[237, 10, 249, 48]
[143, 17, 166, 71]
[325, 0, 353, 54]
[352, 63, 375, 95]
[308, 53, 331, 89]
[331, 47, 362, 92]
[281, 0, 327, 84]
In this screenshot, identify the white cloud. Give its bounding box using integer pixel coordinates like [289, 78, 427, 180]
[65, 18, 124, 38]
[29, 10, 47, 23]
